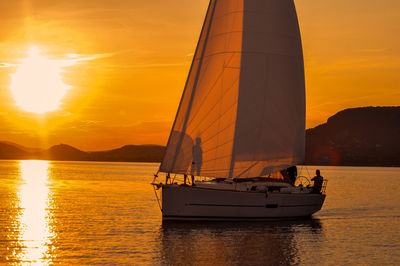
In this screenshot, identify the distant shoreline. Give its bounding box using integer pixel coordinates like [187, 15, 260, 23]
[1, 106, 399, 167]
[0, 143, 165, 163]
[0, 158, 160, 164]
[1, 159, 399, 169]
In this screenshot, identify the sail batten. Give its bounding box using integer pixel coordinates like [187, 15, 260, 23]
[159, 0, 305, 179]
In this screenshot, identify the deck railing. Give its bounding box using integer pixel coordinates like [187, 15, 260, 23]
[321, 180, 328, 194]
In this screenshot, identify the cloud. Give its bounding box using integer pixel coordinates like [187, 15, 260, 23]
[67, 52, 114, 62]
[88, 62, 189, 70]
[0, 63, 15, 68]
[127, 62, 188, 69]
[61, 52, 115, 66]
[0, 50, 114, 70]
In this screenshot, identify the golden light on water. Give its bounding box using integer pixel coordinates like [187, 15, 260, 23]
[10, 46, 73, 114]
[16, 160, 52, 264]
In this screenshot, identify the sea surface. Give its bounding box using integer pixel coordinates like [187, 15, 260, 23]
[0, 160, 398, 265]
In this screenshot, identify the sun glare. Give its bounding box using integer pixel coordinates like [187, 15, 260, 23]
[10, 46, 74, 114]
[17, 160, 52, 263]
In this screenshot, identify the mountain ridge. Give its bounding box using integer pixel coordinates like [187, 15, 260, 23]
[0, 106, 399, 166]
[305, 106, 400, 166]
[0, 142, 165, 162]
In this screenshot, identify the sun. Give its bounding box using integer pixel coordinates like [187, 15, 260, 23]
[10, 46, 74, 114]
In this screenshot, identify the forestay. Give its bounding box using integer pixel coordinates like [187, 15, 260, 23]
[159, 0, 305, 179]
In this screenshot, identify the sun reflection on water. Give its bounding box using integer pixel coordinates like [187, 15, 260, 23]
[16, 160, 53, 264]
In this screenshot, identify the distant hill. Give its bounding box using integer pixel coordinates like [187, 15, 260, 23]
[0, 141, 42, 153]
[305, 106, 400, 166]
[0, 141, 165, 163]
[84, 145, 164, 162]
[39, 144, 87, 160]
[0, 142, 30, 159]
[1, 106, 399, 166]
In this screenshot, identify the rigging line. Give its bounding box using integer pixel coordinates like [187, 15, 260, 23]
[186, 82, 238, 137]
[214, 32, 233, 173]
[189, 127, 233, 153]
[167, 0, 217, 172]
[200, 51, 241, 60]
[168, 158, 295, 175]
[215, 36, 225, 174]
[173, 168, 231, 175]
[202, 155, 291, 172]
[201, 155, 235, 164]
[152, 185, 162, 211]
[199, 51, 300, 61]
[222, 66, 240, 69]
[206, 21, 300, 40]
[202, 148, 279, 163]
[212, 10, 244, 19]
[299, 165, 303, 177]
[185, 78, 239, 136]
[169, 163, 255, 175]
[228, 4, 246, 179]
[236, 161, 260, 178]
[185, 63, 239, 133]
[152, 170, 159, 183]
[184, 67, 238, 131]
[194, 121, 235, 148]
[190, 53, 241, 65]
[306, 166, 311, 179]
[207, 30, 243, 39]
[183, 51, 238, 128]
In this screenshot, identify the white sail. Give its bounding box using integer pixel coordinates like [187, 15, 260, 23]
[159, 0, 305, 179]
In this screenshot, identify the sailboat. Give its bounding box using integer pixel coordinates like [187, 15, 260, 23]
[152, 0, 326, 220]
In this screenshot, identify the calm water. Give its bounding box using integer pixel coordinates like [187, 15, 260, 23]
[0, 161, 398, 265]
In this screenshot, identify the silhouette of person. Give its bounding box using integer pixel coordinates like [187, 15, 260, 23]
[311, 169, 324, 193]
[191, 137, 203, 177]
[287, 166, 297, 184]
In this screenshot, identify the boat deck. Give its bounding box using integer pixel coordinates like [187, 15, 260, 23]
[181, 180, 313, 194]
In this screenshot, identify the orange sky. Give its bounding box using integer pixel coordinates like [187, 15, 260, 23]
[0, 0, 399, 150]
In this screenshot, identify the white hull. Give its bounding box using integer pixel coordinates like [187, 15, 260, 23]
[161, 182, 325, 221]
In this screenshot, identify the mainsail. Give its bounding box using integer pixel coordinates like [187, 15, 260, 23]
[159, 0, 305, 179]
